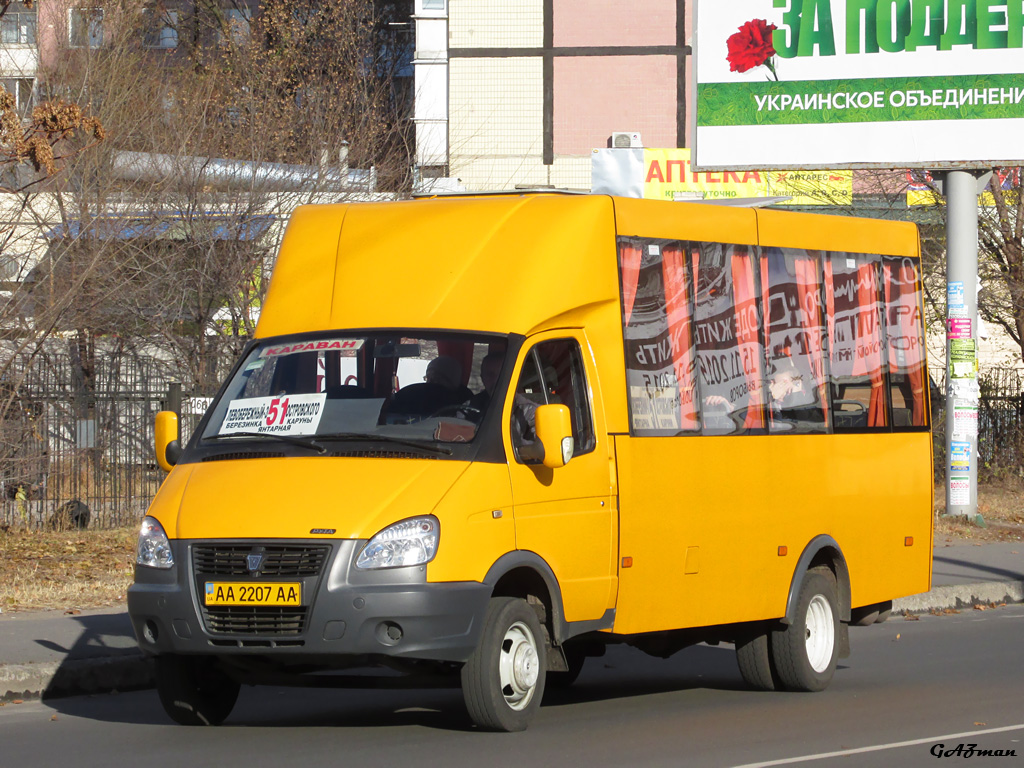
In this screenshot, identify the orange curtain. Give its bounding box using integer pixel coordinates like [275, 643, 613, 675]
[437, 341, 474, 387]
[824, 258, 836, 358]
[759, 253, 778, 431]
[885, 261, 927, 426]
[903, 262, 926, 427]
[661, 245, 698, 430]
[620, 242, 643, 325]
[731, 250, 765, 430]
[853, 262, 887, 427]
[794, 255, 828, 423]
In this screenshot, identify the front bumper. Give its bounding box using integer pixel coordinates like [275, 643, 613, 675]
[127, 539, 490, 663]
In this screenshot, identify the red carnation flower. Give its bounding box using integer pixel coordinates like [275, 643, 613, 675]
[726, 19, 777, 75]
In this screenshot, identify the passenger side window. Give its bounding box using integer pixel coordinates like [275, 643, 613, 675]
[511, 339, 596, 464]
[826, 253, 890, 430]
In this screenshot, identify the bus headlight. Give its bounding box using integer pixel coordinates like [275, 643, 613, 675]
[356, 516, 439, 569]
[136, 516, 175, 569]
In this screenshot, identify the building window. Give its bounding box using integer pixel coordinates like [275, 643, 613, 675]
[69, 8, 104, 48]
[1, 11, 36, 45]
[144, 9, 179, 49]
[0, 78, 34, 117]
[219, 8, 251, 46]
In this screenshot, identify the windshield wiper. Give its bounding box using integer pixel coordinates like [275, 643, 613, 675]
[317, 433, 454, 456]
[205, 432, 326, 454]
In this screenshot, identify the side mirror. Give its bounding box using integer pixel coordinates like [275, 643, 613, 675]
[534, 404, 574, 469]
[155, 411, 183, 472]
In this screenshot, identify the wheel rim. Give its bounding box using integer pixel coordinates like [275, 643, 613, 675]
[498, 620, 540, 711]
[805, 594, 835, 673]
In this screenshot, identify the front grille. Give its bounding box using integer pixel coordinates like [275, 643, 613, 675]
[204, 606, 308, 635]
[193, 545, 329, 577]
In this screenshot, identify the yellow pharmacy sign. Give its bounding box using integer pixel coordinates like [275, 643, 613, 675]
[642, 149, 851, 206]
[767, 170, 853, 206]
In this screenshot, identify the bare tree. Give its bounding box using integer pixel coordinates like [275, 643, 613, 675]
[31, 0, 411, 393]
[978, 170, 1024, 362]
[883, 168, 1024, 365]
[0, 1, 107, 520]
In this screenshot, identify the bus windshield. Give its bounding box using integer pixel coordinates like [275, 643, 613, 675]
[199, 333, 507, 446]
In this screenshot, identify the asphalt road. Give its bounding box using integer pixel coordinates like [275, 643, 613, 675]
[3, 605, 1023, 768]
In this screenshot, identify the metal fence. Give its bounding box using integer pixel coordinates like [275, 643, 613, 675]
[2, 352, 1022, 530]
[0, 350, 206, 530]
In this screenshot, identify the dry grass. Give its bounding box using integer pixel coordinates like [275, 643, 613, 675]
[934, 478, 1024, 544]
[0, 526, 136, 614]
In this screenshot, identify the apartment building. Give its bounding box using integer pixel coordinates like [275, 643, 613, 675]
[413, 0, 690, 192]
[0, 2, 38, 116]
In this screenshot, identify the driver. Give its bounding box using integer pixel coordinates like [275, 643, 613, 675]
[389, 356, 468, 418]
[425, 356, 464, 393]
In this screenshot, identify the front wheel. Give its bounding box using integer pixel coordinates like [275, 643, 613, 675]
[461, 597, 547, 731]
[770, 567, 839, 692]
[155, 655, 240, 726]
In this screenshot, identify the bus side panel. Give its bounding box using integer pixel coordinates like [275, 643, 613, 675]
[836, 433, 933, 608]
[611, 433, 931, 635]
[612, 435, 807, 634]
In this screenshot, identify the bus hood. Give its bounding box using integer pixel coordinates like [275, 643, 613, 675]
[150, 457, 471, 541]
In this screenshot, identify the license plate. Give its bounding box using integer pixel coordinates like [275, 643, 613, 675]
[204, 582, 302, 606]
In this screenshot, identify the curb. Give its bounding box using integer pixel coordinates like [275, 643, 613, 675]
[0, 654, 154, 702]
[894, 579, 1024, 614]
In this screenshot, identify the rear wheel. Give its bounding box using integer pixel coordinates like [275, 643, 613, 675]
[461, 597, 547, 732]
[770, 567, 839, 692]
[155, 655, 240, 726]
[735, 627, 777, 691]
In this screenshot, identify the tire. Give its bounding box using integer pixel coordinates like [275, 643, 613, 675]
[155, 655, 240, 726]
[461, 597, 547, 732]
[735, 628, 777, 691]
[546, 641, 586, 689]
[770, 567, 839, 692]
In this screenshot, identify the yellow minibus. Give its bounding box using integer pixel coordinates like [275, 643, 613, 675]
[129, 193, 932, 731]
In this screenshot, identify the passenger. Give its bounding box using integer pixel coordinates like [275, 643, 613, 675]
[468, 352, 503, 411]
[511, 393, 544, 462]
[767, 356, 824, 429]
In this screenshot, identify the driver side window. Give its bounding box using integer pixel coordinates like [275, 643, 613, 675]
[511, 339, 596, 464]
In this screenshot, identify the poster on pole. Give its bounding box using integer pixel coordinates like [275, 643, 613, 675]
[694, 0, 1024, 169]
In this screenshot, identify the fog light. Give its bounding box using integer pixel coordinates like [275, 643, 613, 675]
[143, 620, 159, 644]
[376, 621, 403, 645]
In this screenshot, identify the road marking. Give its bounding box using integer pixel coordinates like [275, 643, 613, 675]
[731, 724, 1024, 767]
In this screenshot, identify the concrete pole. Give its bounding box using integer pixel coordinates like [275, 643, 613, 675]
[942, 169, 990, 519]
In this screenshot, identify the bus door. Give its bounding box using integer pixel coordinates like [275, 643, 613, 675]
[505, 333, 617, 624]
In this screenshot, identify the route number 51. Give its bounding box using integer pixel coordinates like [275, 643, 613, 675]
[266, 397, 290, 426]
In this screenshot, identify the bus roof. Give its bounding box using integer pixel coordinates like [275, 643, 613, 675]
[257, 194, 621, 339]
[256, 194, 920, 339]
